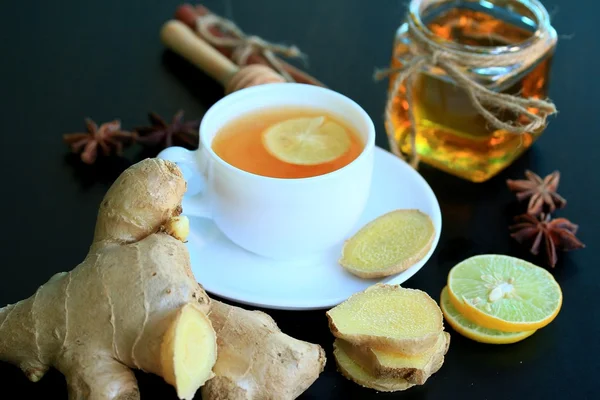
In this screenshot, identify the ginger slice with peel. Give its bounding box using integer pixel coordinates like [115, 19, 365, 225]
[339, 209, 435, 278]
[161, 303, 217, 400]
[342, 332, 450, 384]
[333, 339, 415, 392]
[262, 116, 351, 165]
[326, 284, 443, 355]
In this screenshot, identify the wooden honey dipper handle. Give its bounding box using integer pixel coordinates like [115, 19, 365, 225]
[160, 19, 285, 93]
[160, 19, 239, 86]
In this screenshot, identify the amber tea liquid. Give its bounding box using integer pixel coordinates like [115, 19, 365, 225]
[389, 1, 554, 182]
[212, 107, 364, 179]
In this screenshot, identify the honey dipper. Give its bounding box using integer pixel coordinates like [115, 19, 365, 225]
[160, 20, 286, 94]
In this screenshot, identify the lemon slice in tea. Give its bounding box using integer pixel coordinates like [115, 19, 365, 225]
[447, 254, 562, 332]
[440, 287, 536, 344]
[262, 116, 351, 165]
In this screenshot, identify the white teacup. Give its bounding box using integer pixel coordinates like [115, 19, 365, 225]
[158, 83, 375, 260]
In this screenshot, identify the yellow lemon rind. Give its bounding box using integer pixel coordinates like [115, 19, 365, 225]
[440, 287, 536, 344]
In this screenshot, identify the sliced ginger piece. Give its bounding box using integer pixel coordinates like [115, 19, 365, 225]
[262, 116, 351, 165]
[339, 209, 435, 278]
[161, 303, 218, 400]
[333, 339, 414, 392]
[326, 284, 443, 355]
[342, 332, 449, 384]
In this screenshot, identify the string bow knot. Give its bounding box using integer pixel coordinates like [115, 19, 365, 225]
[196, 13, 305, 82]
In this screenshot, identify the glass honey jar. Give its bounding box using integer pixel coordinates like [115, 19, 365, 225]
[382, 0, 558, 182]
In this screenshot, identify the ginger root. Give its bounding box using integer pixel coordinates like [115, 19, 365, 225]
[202, 300, 326, 400]
[0, 158, 327, 400]
[0, 159, 217, 400]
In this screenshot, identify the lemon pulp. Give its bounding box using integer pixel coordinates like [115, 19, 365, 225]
[447, 254, 562, 332]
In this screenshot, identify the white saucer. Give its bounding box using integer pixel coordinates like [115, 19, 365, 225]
[187, 146, 442, 310]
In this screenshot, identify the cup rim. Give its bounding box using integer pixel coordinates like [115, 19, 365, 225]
[198, 82, 376, 183]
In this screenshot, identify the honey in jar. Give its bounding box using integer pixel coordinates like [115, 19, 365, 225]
[386, 0, 557, 182]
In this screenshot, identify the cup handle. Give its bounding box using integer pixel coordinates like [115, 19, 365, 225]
[157, 146, 211, 218]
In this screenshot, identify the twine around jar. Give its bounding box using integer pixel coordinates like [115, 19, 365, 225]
[195, 14, 306, 83]
[374, 0, 558, 168]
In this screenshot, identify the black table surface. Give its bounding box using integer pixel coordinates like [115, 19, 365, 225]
[1, 0, 598, 399]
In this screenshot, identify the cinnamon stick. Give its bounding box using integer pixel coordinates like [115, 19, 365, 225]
[174, 3, 326, 87]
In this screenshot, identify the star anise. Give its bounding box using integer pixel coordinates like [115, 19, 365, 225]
[506, 170, 566, 216]
[63, 118, 136, 164]
[509, 213, 585, 268]
[135, 110, 200, 149]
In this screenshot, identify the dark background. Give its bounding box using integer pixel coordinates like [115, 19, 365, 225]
[0, 0, 598, 399]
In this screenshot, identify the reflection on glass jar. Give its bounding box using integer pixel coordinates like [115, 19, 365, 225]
[385, 0, 557, 182]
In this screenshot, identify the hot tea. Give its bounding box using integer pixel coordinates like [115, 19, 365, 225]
[211, 107, 364, 179]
